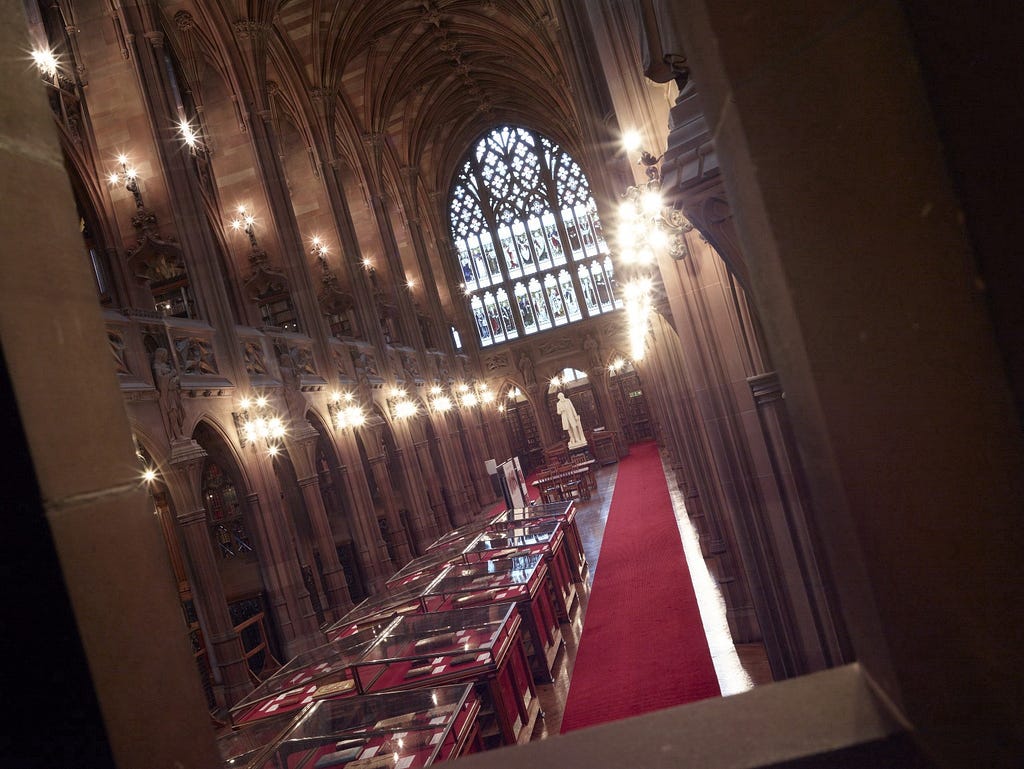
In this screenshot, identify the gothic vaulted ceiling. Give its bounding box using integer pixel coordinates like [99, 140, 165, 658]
[159, 0, 591, 313]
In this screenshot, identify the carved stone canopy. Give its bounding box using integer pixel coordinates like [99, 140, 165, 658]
[125, 207, 186, 285]
[317, 267, 354, 317]
[244, 247, 290, 301]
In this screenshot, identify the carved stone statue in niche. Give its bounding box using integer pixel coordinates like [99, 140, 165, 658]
[333, 347, 353, 382]
[352, 349, 379, 394]
[291, 347, 316, 376]
[402, 352, 420, 380]
[109, 330, 130, 376]
[278, 352, 307, 421]
[518, 351, 536, 387]
[583, 334, 602, 370]
[152, 347, 185, 440]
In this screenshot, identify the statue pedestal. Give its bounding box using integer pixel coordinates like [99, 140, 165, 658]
[568, 444, 592, 463]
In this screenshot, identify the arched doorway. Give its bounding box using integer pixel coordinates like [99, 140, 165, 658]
[546, 367, 600, 438]
[192, 421, 281, 682]
[607, 358, 654, 443]
[501, 384, 544, 473]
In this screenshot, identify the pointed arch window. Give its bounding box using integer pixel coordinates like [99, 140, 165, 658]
[449, 126, 623, 347]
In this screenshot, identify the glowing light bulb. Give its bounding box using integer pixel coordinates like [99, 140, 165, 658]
[622, 129, 643, 153]
[31, 48, 59, 78]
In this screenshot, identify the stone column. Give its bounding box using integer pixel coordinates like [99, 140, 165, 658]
[391, 441, 439, 551]
[239, 445, 322, 655]
[366, 453, 414, 565]
[286, 422, 353, 620]
[335, 429, 394, 591]
[165, 439, 253, 707]
[413, 436, 451, 533]
[461, 407, 497, 503]
[428, 411, 475, 526]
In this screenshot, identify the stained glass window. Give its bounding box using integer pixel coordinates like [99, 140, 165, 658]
[449, 126, 622, 346]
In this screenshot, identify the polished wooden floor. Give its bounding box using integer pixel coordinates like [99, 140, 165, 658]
[528, 452, 772, 739]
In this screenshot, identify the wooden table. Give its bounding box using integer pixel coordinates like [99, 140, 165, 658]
[530, 461, 596, 502]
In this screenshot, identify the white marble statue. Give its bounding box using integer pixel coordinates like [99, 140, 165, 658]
[556, 391, 587, 448]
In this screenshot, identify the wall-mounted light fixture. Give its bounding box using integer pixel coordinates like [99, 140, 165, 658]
[178, 118, 204, 154]
[616, 145, 692, 264]
[428, 386, 454, 414]
[108, 154, 145, 209]
[388, 387, 418, 420]
[230, 205, 260, 250]
[234, 395, 287, 456]
[31, 47, 60, 80]
[310, 236, 328, 261]
[328, 391, 366, 430]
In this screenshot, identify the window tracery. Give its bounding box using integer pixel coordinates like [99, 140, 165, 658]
[449, 126, 622, 347]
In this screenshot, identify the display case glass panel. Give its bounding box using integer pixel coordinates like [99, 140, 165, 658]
[499, 501, 575, 525]
[458, 520, 562, 562]
[248, 684, 478, 769]
[350, 603, 520, 693]
[326, 570, 450, 632]
[232, 619, 397, 724]
[423, 517, 499, 553]
[218, 710, 298, 768]
[385, 536, 481, 586]
[425, 554, 544, 611]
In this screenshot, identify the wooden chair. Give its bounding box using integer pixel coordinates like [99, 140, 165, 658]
[539, 483, 564, 503]
[560, 478, 589, 502]
[543, 442, 570, 467]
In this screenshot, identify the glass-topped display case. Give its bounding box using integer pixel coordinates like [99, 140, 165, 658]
[350, 603, 518, 692]
[499, 500, 575, 524]
[420, 555, 561, 683]
[243, 684, 481, 769]
[384, 534, 484, 588]
[218, 710, 298, 768]
[426, 554, 545, 610]
[325, 570, 450, 634]
[349, 604, 538, 746]
[499, 501, 586, 582]
[230, 620, 396, 725]
[461, 520, 563, 559]
[423, 516, 498, 553]
[445, 519, 577, 624]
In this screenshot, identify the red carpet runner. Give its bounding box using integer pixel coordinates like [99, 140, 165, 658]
[560, 441, 720, 732]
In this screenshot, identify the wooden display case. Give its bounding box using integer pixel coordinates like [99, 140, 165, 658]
[498, 502, 587, 584]
[457, 521, 578, 624]
[423, 555, 562, 683]
[349, 604, 538, 747]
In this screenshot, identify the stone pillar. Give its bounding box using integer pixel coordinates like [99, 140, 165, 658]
[165, 439, 253, 707]
[429, 412, 475, 526]
[335, 429, 394, 592]
[391, 441, 439, 551]
[238, 444, 322, 655]
[286, 423, 353, 620]
[367, 453, 414, 566]
[670, 1, 1024, 762]
[461, 408, 497, 503]
[413, 436, 451, 533]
